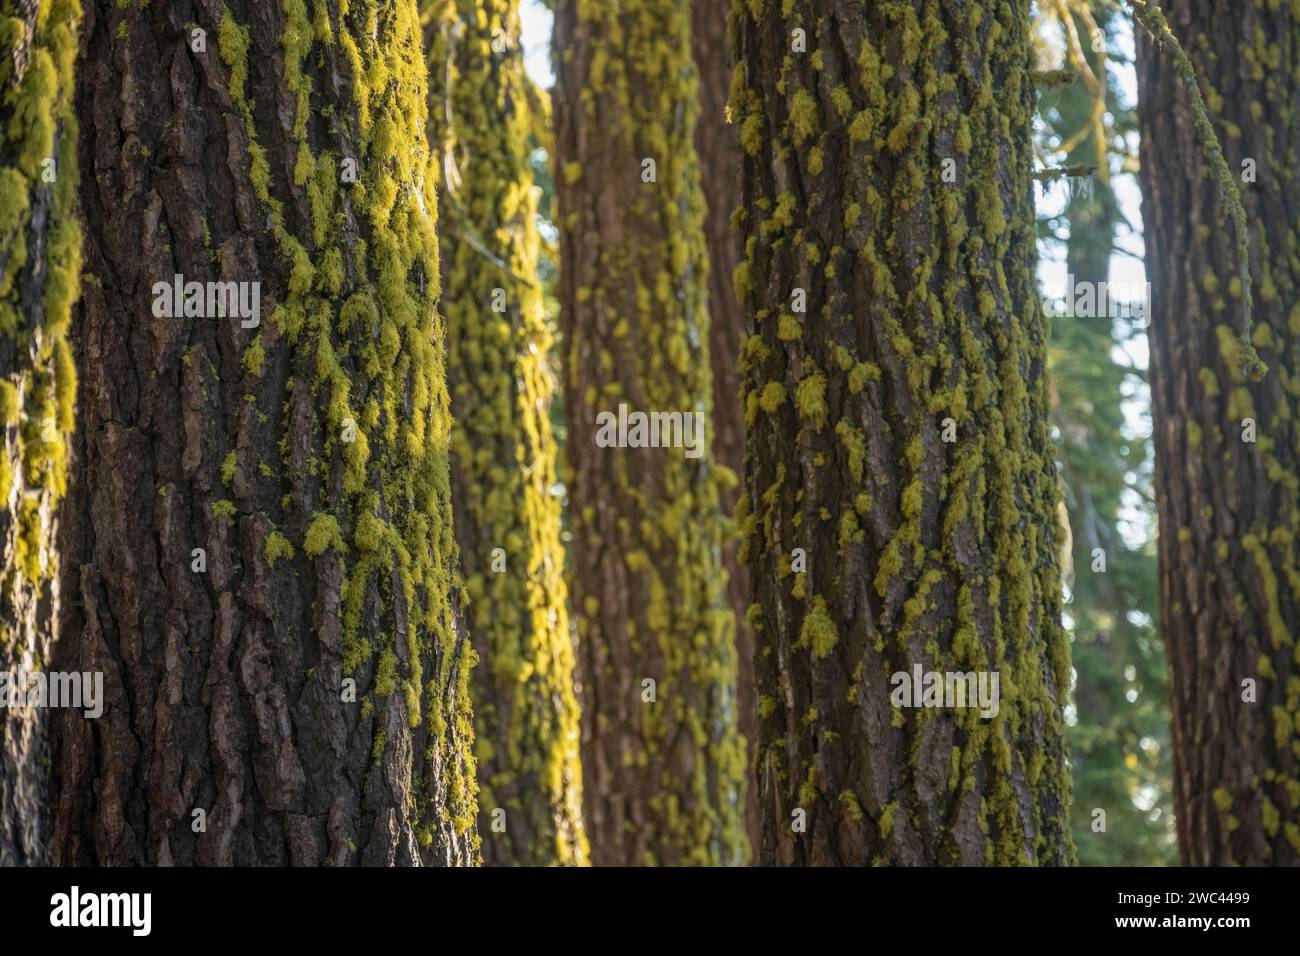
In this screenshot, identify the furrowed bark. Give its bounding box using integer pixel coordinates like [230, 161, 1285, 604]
[554, 0, 749, 866]
[733, 0, 1073, 865]
[1136, 0, 1300, 866]
[51, 0, 478, 866]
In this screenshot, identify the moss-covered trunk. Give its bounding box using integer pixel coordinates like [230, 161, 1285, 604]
[733, 0, 1073, 865]
[50, 0, 478, 866]
[0, 0, 81, 867]
[1135, 0, 1300, 865]
[554, 0, 748, 866]
[426, 0, 587, 866]
[691, 0, 758, 853]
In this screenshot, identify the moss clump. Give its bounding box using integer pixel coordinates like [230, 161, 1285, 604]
[798, 596, 839, 659]
[302, 512, 345, 557]
[264, 529, 295, 566]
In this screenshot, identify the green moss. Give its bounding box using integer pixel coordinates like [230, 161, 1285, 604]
[426, 0, 585, 866]
[789, 88, 819, 144]
[210, 499, 237, 525]
[303, 512, 345, 557]
[552, 0, 747, 866]
[242, 334, 265, 376]
[879, 801, 898, 839]
[734, 0, 1072, 866]
[837, 421, 867, 482]
[375, 647, 398, 698]
[0, 0, 83, 636]
[758, 381, 787, 413]
[217, 11, 251, 105]
[794, 366, 827, 428]
[264, 529, 295, 565]
[0, 381, 19, 424]
[798, 596, 839, 659]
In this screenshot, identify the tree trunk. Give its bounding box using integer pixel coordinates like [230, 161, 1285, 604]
[553, 0, 749, 866]
[733, 0, 1073, 865]
[691, 0, 758, 854]
[426, 0, 587, 866]
[0, 0, 82, 867]
[1136, 0, 1300, 866]
[50, 0, 478, 866]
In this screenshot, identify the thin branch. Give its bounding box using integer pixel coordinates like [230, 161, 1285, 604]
[1033, 164, 1098, 181]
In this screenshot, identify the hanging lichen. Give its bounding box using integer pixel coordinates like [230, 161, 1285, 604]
[1126, 0, 1264, 381]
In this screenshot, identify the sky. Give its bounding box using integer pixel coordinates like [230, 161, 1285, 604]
[520, 0, 555, 88]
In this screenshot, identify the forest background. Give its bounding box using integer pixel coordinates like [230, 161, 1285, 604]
[517, 0, 1174, 866]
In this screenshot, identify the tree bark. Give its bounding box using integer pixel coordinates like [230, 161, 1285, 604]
[50, 0, 478, 866]
[0, 0, 82, 867]
[733, 0, 1073, 865]
[1136, 0, 1300, 866]
[427, 0, 587, 866]
[691, 0, 758, 854]
[554, 0, 749, 866]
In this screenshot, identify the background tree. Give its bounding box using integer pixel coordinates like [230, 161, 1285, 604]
[1033, 1, 1174, 865]
[426, 0, 587, 866]
[0, 0, 81, 867]
[50, 0, 477, 866]
[690, 0, 759, 850]
[1135, 0, 1300, 865]
[553, 0, 748, 866]
[732, 0, 1073, 865]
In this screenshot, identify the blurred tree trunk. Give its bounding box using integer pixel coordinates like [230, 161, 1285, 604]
[733, 0, 1073, 865]
[1136, 0, 1300, 866]
[0, 0, 82, 867]
[51, 0, 478, 866]
[426, 0, 587, 866]
[554, 0, 748, 866]
[690, 0, 757, 857]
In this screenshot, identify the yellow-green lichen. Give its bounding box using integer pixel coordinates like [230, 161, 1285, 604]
[0, 0, 82, 650]
[553, 0, 747, 866]
[426, 0, 585, 866]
